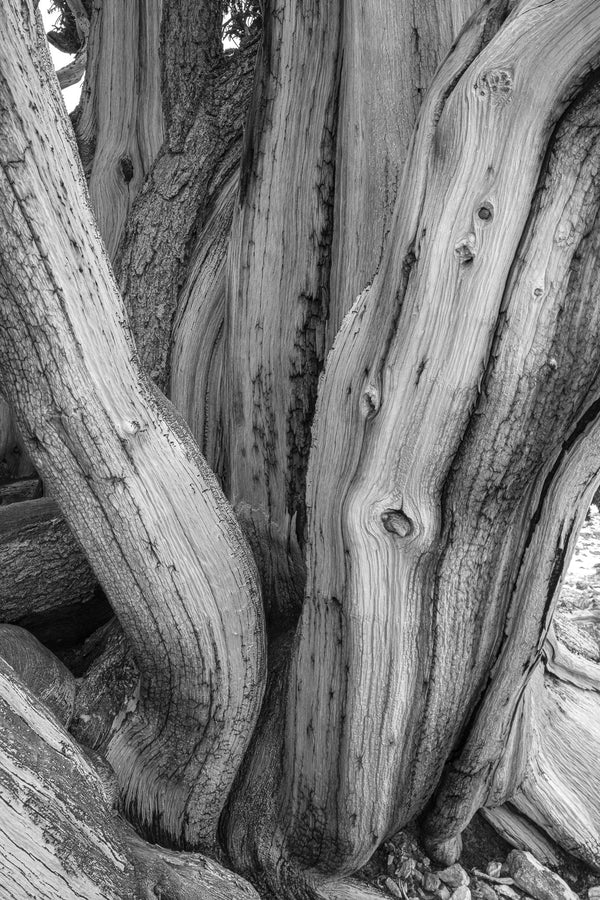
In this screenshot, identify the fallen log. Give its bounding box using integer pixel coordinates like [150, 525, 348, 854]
[0, 624, 76, 726]
[0, 477, 43, 505]
[0, 498, 111, 648]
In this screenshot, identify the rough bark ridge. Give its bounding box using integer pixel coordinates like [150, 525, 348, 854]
[0, 0, 265, 851]
[221, 0, 341, 629]
[119, 7, 258, 391]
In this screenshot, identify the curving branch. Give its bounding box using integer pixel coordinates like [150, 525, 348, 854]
[0, 0, 265, 850]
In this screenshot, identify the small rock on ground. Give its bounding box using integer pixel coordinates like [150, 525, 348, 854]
[507, 850, 579, 900]
[439, 865, 470, 889]
[451, 887, 472, 900]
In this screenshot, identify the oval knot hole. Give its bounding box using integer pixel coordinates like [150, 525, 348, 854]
[477, 202, 493, 221]
[120, 156, 134, 183]
[382, 509, 413, 538]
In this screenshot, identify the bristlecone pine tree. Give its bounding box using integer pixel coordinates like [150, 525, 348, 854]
[1, 0, 600, 897]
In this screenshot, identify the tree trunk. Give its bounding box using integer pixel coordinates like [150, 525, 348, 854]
[0, 0, 265, 851]
[3, 0, 600, 898]
[73, 0, 163, 260]
[225, 2, 600, 891]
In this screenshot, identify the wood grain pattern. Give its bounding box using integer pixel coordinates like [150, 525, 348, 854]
[273, 0, 600, 879]
[0, 0, 265, 851]
[0, 658, 261, 899]
[423, 76, 600, 853]
[0, 625, 76, 726]
[329, 0, 480, 340]
[74, 0, 164, 260]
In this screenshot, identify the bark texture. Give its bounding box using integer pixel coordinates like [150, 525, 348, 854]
[0, 624, 76, 726]
[222, 0, 482, 631]
[0, 397, 34, 479]
[223, 0, 341, 626]
[119, 10, 257, 390]
[329, 0, 480, 339]
[3, 0, 600, 895]
[0, 0, 265, 851]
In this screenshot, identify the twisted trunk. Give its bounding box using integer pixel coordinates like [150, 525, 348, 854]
[3, 0, 600, 898]
[0, 1, 265, 851]
[226, 1, 600, 893]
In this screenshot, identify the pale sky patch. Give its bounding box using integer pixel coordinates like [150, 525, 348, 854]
[40, 2, 83, 112]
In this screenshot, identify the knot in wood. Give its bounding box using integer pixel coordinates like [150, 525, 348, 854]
[454, 233, 476, 264]
[477, 202, 494, 222]
[360, 382, 381, 419]
[120, 156, 134, 183]
[119, 419, 141, 438]
[474, 68, 513, 106]
[382, 509, 413, 538]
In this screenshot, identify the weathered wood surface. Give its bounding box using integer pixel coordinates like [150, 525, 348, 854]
[226, 0, 600, 890]
[487, 629, 600, 872]
[0, 497, 109, 647]
[223, 0, 340, 627]
[423, 74, 600, 851]
[169, 171, 236, 479]
[73, 0, 163, 259]
[70, 618, 138, 753]
[319, 881, 388, 900]
[481, 806, 565, 871]
[0, 0, 265, 851]
[0, 624, 76, 726]
[0, 657, 261, 899]
[330, 0, 480, 339]
[0, 477, 42, 504]
[223, 0, 485, 633]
